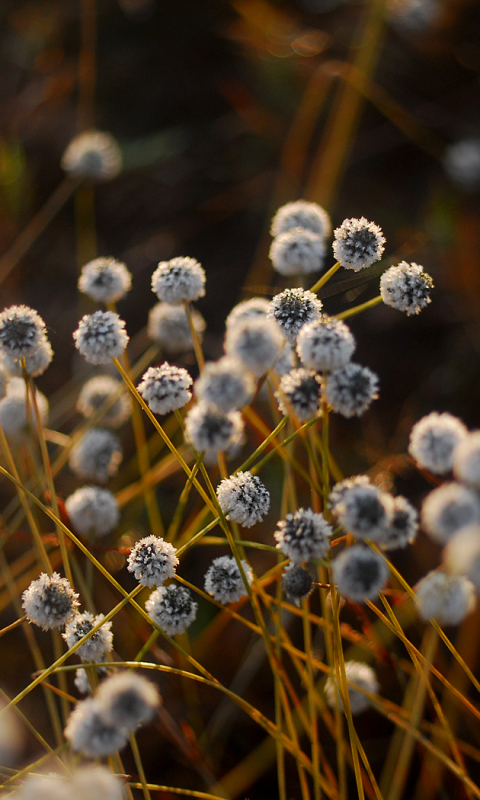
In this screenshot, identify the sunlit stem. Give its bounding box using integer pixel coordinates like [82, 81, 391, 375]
[336, 294, 382, 321]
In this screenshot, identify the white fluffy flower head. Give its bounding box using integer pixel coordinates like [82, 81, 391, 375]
[297, 316, 355, 373]
[0, 305, 46, 360]
[444, 137, 480, 190]
[275, 368, 322, 422]
[329, 475, 372, 513]
[96, 671, 160, 730]
[334, 484, 394, 543]
[204, 555, 253, 604]
[194, 357, 255, 413]
[69, 428, 122, 483]
[148, 302, 206, 354]
[184, 402, 244, 457]
[65, 486, 120, 539]
[269, 228, 325, 276]
[324, 661, 379, 715]
[73, 310, 129, 364]
[225, 297, 270, 331]
[146, 584, 198, 636]
[444, 526, 480, 592]
[270, 200, 331, 238]
[63, 612, 113, 662]
[77, 374, 130, 428]
[224, 316, 284, 377]
[409, 411, 467, 475]
[61, 131, 122, 180]
[78, 257, 132, 304]
[380, 262, 433, 316]
[64, 697, 129, 757]
[282, 564, 313, 605]
[333, 217, 385, 271]
[2, 335, 53, 378]
[323, 362, 379, 417]
[217, 471, 270, 527]
[274, 508, 332, 563]
[127, 535, 179, 587]
[0, 377, 48, 439]
[380, 495, 419, 550]
[415, 570, 476, 625]
[151, 256, 206, 305]
[421, 482, 480, 544]
[22, 572, 79, 630]
[138, 364, 193, 415]
[268, 288, 323, 344]
[453, 432, 480, 489]
[332, 545, 389, 603]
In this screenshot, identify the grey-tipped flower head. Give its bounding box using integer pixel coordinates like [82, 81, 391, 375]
[380, 495, 419, 550]
[268, 288, 323, 344]
[271, 200, 331, 238]
[334, 484, 394, 543]
[78, 257, 132, 304]
[296, 316, 355, 373]
[329, 475, 372, 514]
[69, 428, 122, 483]
[73, 310, 129, 364]
[0, 377, 48, 439]
[65, 486, 120, 539]
[225, 297, 270, 331]
[96, 672, 160, 731]
[22, 572, 79, 630]
[63, 612, 113, 662]
[415, 570, 476, 625]
[2, 335, 53, 378]
[137, 363, 193, 415]
[333, 545, 389, 603]
[409, 411, 468, 475]
[195, 357, 255, 413]
[282, 564, 313, 605]
[443, 137, 480, 190]
[77, 374, 130, 428]
[217, 471, 270, 527]
[444, 526, 480, 592]
[224, 316, 284, 377]
[146, 584, 198, 636]
[61, 131, 122, 180]
[274, 508, 332, 563]
[269, 228, 326, 276]
[324, 661, 379, 715]
[323, 362, 379, 417]
[64, 697, 128, 757]
[333, 217, 385, 271]
[148, 301, 206, 355]
[204, 555, 253, 604]
[184, 403, 244, 457]
[151, 256, 206, 305]
[0, 305, 46, 360]
[71, 765, 125, 800]
[453, 432, 480, 489]
[421, 482, 480, 544]
[380, 262, 433, 316]
[275, 368, 322, 422]
[127, 535, 179, 587]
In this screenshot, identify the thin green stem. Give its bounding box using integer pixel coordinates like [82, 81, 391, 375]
[336, 294, 382, 320]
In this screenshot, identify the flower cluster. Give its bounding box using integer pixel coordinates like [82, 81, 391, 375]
[269, 200, 330, 277]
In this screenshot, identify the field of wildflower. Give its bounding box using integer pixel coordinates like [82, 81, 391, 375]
[1, 1, 480, 799]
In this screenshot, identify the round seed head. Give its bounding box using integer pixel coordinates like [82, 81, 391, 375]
[0, 377, 48, 439]
[22, 572, 79, 630]
[274, 508, 332, 563]
[71, 765, 125, 800]
[333, 217, 386, 271]
[63, 612, 113, 662]
[409, 411, 468, 475]
[269, 228, 326, 276]
[184, 402, 244, 457]
[61, 131, 122, 180]
[77, 374, 131, 428]
[380, 261, 433, 315]
[78, 257, 132, 304]
[216, 471, 270, 527]
[151, 256, 205, 305]
[444, 526, 480, 592]
[127, 535, 179, 587]
[13, 774, 70, 800]
[329, 475, 372, 514]
[453, 432, 480, 489]
[194, 357, 255, 412]
[65, 486, 120, 539]
[69, 428, 122, 483]
[204, 555, 253, 604]
[296, 315, 355, 372]
[64, 697, 129, 757]
[96, 672, 160, 731]
[146, 584, 198, 636]
[275, 367, 322, 422]
[271, 200, 331, 238]
[2, 335, 53, 378]
[380, 495, 419, 550]
[443, 137, 480, 190]
[324, 660, 379, 715]
[0, 305, 46, 360]
[148, 301, 206, 355]
[282, 564, 314, 605]
[268, 288, 323, 344]
[334, 484, 394, 542]
[421, 482, 480, 544]
[73, 310, 129, 364]
[225, 297, 270, 331]
[137, 363, 193, 415]
[415, 570, 476, 625]
[323, 362, 379, 417]
[224, 316, 284, 377]
[332, 545, 389, 602]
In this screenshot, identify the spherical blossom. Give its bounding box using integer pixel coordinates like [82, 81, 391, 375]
[444, 526, 480, 592]
[0, 305, 46, 360]
[22, 572, 79, 630]
[127, 535, 179, 587]
[96, 672, 160, 730]
[65, 486, 120, 539]
[296, 316, 355, 373]
[204, 555, 253, 604]
[333, 217, 385, 271]
[69, 428, 122, 483]
[2, 336, 53, 378]
[146, 584, 198, 636]
[71, 766, 124, 800]
[184, 403, 244, 457]
[333, 545, 389, 602]
[73, 310, 129, 364]
[380, 495, 419, 550]
[194, 357, 255, 412]
[282, 564, 314, 605]
[275, 368, 322, 422]
[421, 482, 480, 544]
[329, 475, 372, 514]
[77, 374, 130, 428]
[324, 661, 379, 715]
[216, 471, 270, 527]
[63, 612, 113, 662]
[271, 200, 331, 238]
[269, 228, 325, 276]
[0, 377, 48, 439]
[334, 484, 394, 543]
[409, 412, 468, 475]
[380, 262, 433, 316]
[148, 301, 206, 355]
[224, 316, 284, 377]
[453, 432, 480, 489]
[64, 697, 128, 757]
[61, 131, 122, 180]
[138, 363, 193, 415]
[78, 256, 132, 304]
[323, 362, 379, 417]
[415, 570, 476, 625]
[275, 508, 332, 563]
[443, 137, 480, 190]
[225, 297, 271, 331]
[13, 774, 69, 800]
[151, 256, 205, 305]
[268, 288, 323, 344]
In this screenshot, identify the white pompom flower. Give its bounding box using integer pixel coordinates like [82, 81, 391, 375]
[69, 428, 122, 484]
[151, 256, 206, 305]
[324, 661, 379, 715]
[64, 697, 129, 757]
[296, 316, 355, 373]
[216, 471, 270, 528]
[78, 257, 132, 304]
[224, 316, 284, 377]
[0, 305, 46, 360]
[332, 545, 389, 603]
[421, 482, 480, 545]
[127, 535, 179, 587]
[22, 572, 79, 631]
[184, 402, 244, 457]
[95, 672, 160, 731]
[269, 228, 326, 276]
[275, 368, 322, 422]
[268, 288, 323, 344]
[274, 508, 332, 563]
[63, 612, 113, 662]
[323, 363, 379, 418]
[146, 584, 198, 636]
[333, 217, 385, 271]
[270, 200, 331, 238]
[225, 297, 271, 331]
[204, 555, 253, 604]
[61, 131, 122, 181]
[194, 357, 255, 413]
[73, 310, 129, 364]
[76, 374, 131, 428]
[65, 486, 120, 539]
[137, 364, 193, 415]
[409, 411, 468, 475]
[380, 262, 433, 316]
[415, 570, 476, 625]
[148, 302, 206, 355]
[453, 432, 480, 489]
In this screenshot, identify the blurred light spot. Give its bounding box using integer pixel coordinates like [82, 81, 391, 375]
[374, 471, 394, 493]
[291, 31, 327, 56]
